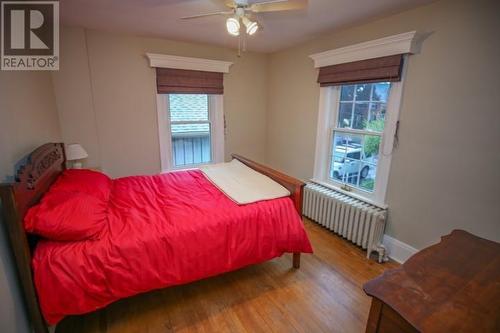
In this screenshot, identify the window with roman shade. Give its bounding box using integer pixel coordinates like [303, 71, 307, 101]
[147, 54, 232, 172]
[309, 31, 424, 206]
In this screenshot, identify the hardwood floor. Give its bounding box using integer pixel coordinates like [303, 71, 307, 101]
[56, 219, 399, 333]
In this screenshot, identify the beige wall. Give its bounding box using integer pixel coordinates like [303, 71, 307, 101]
[53, 27, 268, 178]
[266, 0, 500, 249]
[0, 70, 61, 333]
[51, 28, 100, 168]
[0, 72, 61, 180]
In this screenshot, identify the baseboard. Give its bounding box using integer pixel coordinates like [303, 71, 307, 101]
[383, 235, 418, 264]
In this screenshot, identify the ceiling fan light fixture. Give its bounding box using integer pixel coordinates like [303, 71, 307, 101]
[226, 17, 240, 36]
[242, 16, 259, 35]
[247, 21, 258, 35]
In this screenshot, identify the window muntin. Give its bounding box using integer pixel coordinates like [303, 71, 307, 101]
[329, 82, 391, 193]
[168, 94, 212, 167]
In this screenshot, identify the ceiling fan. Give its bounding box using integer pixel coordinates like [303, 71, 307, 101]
[181, 0, 308, 37]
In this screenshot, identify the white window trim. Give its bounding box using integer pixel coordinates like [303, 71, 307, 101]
[309, 31, 421, 68]
[146, 53, 233, 73]
[210, 95, 225, 166]
[312, 58, 408, 208]
[157, 94, 224, 172]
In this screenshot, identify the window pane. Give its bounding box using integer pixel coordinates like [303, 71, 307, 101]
[340, 85, 355, 101]
[359, 162, 376, 191]
[338, 103, 353, 128]
[372, 82, 390, 102]
[369, 103, 386, 122]
[330, 132, 380, 193]
[169, 94, 208, 122]
[360, 135, 380, 193]
[171, 123, 211, 167]
[363, 134, 381, 160]
[330, 132, 362, 180]
[355, 84, 371, 101]
[353, 103, 369, 130]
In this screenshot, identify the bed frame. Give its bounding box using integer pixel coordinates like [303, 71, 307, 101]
[0, 143, 305, 333]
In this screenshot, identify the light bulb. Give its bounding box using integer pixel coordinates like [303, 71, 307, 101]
[242, 17, 259, 35]
[246, 21, 258, 35]
[226, 17, 240, 36]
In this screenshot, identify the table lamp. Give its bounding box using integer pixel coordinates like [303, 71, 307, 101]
[65, 144, 88, 169]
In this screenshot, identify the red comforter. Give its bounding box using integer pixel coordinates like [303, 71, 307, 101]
[32, 170, 312, 324]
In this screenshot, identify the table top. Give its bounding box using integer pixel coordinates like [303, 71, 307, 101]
[363, 230, 500, 333]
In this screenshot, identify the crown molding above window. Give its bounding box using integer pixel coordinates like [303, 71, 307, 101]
[309, 31, 422, 68]
[146, 53, 233, 73]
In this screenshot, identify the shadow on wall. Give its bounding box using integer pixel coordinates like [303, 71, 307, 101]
[2, 154, 30, 183]
[0, 203, 31, 332]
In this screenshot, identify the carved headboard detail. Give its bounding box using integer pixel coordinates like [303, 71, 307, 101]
[15, 143, 65, 190]
[10, 143, 65, 217]
[0, 143, 66, 333]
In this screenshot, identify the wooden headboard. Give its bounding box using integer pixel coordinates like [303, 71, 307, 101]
[0, 143, 66, 333]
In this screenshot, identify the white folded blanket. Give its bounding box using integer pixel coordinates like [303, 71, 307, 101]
[200, 159, 290, 205]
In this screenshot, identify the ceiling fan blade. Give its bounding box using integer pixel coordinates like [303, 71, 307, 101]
[181, 11, 233, 20]
[223, 0, 237, 8]
[250, 0, 307, 13]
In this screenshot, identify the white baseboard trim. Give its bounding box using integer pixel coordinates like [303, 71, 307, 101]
[383, 235, 418, 264]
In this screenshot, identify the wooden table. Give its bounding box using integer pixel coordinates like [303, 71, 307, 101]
[363, 230, 500, 333]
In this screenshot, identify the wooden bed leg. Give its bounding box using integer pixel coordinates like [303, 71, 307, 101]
[293, 253, 301, 269]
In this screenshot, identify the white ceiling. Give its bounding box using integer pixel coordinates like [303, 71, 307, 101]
[60, 0, 435, 53]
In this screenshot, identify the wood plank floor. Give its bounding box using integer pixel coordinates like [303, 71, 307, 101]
[56, 219, 399, 333]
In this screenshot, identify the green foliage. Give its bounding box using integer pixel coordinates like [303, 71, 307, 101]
[360, 178, 375, 191]
[366, 118, 385, 131]
[363, 119, 384, 157]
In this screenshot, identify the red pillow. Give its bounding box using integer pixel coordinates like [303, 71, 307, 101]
[24, 192, 108, 241]
[49, 169, 112, 201]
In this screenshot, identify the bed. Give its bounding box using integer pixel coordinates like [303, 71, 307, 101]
[0, 143, 312, 332]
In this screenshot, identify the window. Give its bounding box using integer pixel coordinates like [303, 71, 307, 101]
[157, 94, 224, 171]
[313, 81, 404, 207]
[309, 33, 421, 206]
[169, 94, 212, 167]
[331, 82, 390, 192]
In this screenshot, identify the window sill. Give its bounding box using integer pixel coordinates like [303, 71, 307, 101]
[310, 178, 388, 209]
[161, 161, 217, 174]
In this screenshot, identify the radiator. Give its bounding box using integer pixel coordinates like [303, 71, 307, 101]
[303, 182, 388, 262]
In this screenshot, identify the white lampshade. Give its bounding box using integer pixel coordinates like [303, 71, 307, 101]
[242, 17, 258, 36]
[65, 144, 88, 161]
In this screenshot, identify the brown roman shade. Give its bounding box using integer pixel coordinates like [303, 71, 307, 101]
[317, 54, 405, 87]
[156, 67, 224, 94]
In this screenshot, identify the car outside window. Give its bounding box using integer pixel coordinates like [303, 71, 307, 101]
[329, 82, 391, 193]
